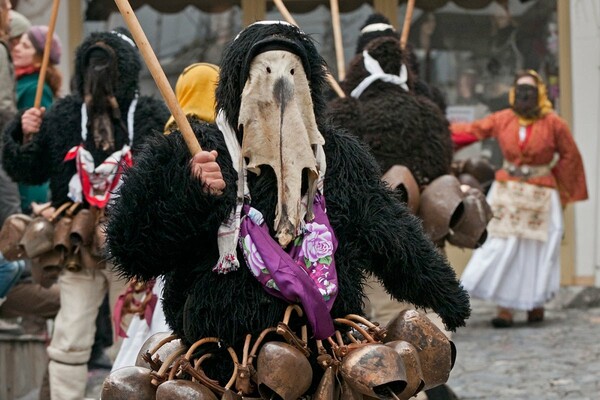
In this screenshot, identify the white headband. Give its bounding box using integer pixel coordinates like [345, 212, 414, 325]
[360, 23, 395, 34]
[234, 20, 303, 41]
[111, 31, 136, 48]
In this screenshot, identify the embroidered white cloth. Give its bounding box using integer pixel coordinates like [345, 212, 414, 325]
[64, 96, 137, 208]
[65, 145, 132, 208]
[486, 180, 552, 242]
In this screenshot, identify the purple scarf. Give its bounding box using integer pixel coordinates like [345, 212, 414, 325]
[240, 193, 338, 339]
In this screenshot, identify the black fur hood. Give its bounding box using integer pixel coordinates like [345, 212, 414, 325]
[216, 22, 327, 131]
[355, 13, 399, 54]
[72, 27, 141, 105]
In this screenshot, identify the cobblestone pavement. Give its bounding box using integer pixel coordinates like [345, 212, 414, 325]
[79, 287, 600, 400]
[447, 289, 600, 400]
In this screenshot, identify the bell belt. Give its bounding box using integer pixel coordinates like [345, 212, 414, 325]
[502, 161, 553, 179]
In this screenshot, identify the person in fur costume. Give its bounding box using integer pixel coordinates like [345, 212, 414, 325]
[327, 34, 453, 188]
[2, 28, 169, 400]
[106, 21, 469, 395]
[332, 16, 466, 400]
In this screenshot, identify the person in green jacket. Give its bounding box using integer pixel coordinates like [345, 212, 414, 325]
[10, 24, 62, 213]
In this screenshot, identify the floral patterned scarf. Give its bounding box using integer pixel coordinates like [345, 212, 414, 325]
[240, 192, 338, 339]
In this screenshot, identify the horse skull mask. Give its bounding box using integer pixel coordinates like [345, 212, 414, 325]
[238, 50, 325, 247]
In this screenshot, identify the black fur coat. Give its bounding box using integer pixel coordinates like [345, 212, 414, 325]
[2, 29, 169, 207]
[327, 37, 453, 186]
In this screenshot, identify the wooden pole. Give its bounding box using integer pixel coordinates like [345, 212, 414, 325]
[113, 0, 202, 155]
[400, 0, 416, 50]
[272, 0, 346, 98]
[33, 0, 60, 109]
[272, 0, 298, 26]
[330, 0, 345, 81]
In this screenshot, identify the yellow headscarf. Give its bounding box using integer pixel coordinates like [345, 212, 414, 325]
[164, 63, 219, 133]
[508, 69, 553, 126]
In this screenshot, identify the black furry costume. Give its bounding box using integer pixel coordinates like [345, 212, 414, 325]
[328, 35, 453, 186]
[2, 29, 169, 207]
[107, 22, 469, 388]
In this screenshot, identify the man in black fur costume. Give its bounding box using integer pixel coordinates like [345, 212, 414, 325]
[2, 28, 169, 399]
[106, 21, 469, 396]
[329, 16, 480, 400]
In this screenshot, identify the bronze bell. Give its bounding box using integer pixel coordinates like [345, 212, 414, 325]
[70, 209, 95, 246]
[18, 216, 54, 258]
[462, 157, 495, 192]
[65, 245, 82, 272]
[101, 366, 156, 400]
[417, 175, 465, 242]
[256, 341, 312, 400]
[313, 366, 339, 400]
[0, 214, 32, 260]
[155, 380, 218, 400]
[457, 173, 483, 192]
[136, 333, 183, 371]
[385, 341, 425, 399]
[339, 378, 364, 400]
[221, 388, 243, 399]
[80, 244, 106, 270]
[382, 165, 421, 214]
[31, 250, 64, 289]
[384, 310, 455, 391]
[447, 187, 493, 249]
[53, 216, 73, 254]
[340, 343, 407, 399]
[92, 218, 107, 257]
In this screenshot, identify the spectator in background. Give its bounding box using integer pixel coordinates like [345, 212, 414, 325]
[10, 25, 62, 214]
[8, 9, 30, 49]
[0, 0, 22, 312]
[0, 0, 20, 226]
[451, 70, 588, 327]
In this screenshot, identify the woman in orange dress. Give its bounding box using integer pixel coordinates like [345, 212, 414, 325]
[452, 70, 587, 327]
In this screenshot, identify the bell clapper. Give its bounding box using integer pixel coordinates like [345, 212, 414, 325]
[388, 386, 400, 400]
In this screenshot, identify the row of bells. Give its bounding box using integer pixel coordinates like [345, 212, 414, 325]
[382, 165, 493, 249]
[0, 205, 106, 277]
[102, 309, 455, 400]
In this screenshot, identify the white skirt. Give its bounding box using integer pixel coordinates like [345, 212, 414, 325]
[460, 184, 563, 310]
[111, 276, 171, 371]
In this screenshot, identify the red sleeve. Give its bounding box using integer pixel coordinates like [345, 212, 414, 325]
[451, 131, 479, 151]
[550, 116, 588, 204]
[450, 111, 505, 143]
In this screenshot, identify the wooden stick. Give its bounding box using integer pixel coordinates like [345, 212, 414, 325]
[33, 0, 60, 109]
[272, 0, 298, 26]
[330, 0, 345, 81]
[326, 72, 346, 98]
[113, 0, 201, 155]
[272, 0, 346, 98]
[400, 0, 416, 50]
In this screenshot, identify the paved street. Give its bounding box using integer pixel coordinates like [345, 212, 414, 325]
[448, 288, 600, 400]
[76, 287, 600, 400]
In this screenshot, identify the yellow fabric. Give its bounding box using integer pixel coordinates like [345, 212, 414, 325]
[164, 63, 219, 133]
[508, 69, 553, 126]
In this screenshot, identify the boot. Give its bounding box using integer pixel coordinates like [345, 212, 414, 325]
[491, 307, 513, 328]
[527, 307, 544, 323]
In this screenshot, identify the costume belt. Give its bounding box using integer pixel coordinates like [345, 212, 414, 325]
[502, 161, 552, 179]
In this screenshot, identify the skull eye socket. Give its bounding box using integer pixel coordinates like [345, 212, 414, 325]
[266, 66, 271, 73]
[290, 69, 294, 75]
